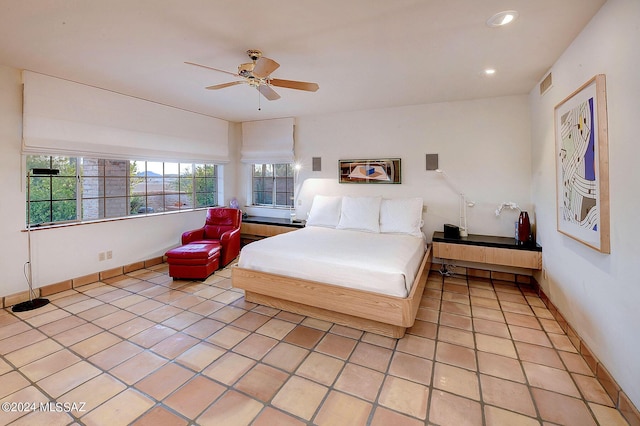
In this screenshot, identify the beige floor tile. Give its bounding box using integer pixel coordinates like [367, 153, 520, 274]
[19, 349, 80, 382]
[589, 402, 631, 426]
[429, 389, 483, 425]
[0, 321, 32, 340]
[202, 352, 255, 385]
[109, 351, 167, 385]
[65, 298, 104, 314]
[142, 304, 184, 323]
[35, 313, 81, 334]
[560, 350, 593, 375]
[440, 311, 473, 330]
[378, 375, 429, 420]
[232, 333, 278, 360]
[470, 295, 502, 310]
[8, 408, 74, 426]
[314, 390, 372, 426]
[523, 361, 581, 398]
[350, 341, 393, 372]
[125, 298, 165, 315]
[262, 342, 309, 372]
[388, 351, 433, 385]
[110, 316, 155, 339]
[407, 319, 438, 339]
[515, 341, 564, 369]
[296, 352, 344, 386]
[131, 406, 189, 426]
[182, 318, 225, 339]
[93, 309, 137, 329]
[37, 361, 102, 398]
[334, 363, 385, 402]
[476, 333, 517, 358]
[504, 311, 542, 329]
[283, 324, 325, 349]
[197, 390, 263, 426]
[480, 374, 537, 416]
[88, 340, 143, 370]
[573, 373, 615, 405]
[315, 333, 357, 359]
[235, 363, 289, 402]
[548, 333, 579, 353]
[82, 388, 155, 426]
[441, 300, 472, 316]
[128, 324, 176, 348]
[150, 332, 199, 359]
[207, 325, 251, 349]
[272, 376, 328, 421]
[531, 388, 597, 426]
[175, 341, 226, 371]
[433, 362, 480, 400]
[161, 310, 203, 330]
[134, 362, 194, 400]
[59, 373, 127, 414]
[0, 386, 51, 424]
[484, 405, 541, 426]
[0, 329, 47, 355]
[5, 338, 63, 367]
[472, 305, 505, 322]
[509, 324, 552, 347]
[436, 341, 477, 370]
[395, 334, 436, 358]
[473, 318, 511, 338]
[361, 331, 397, 349]
[231, 311, 271, 331]
[0, 371, 30, 399]
[76, 303, 120, 322]
[477, 351, 526, 383]
[69, 331, 121, 357]
[164, 375, 226, 419]
[189, 299, 226, 316]
[370, 406, 425, 426]
[252, 406, 306, 426]
[438, 325, 475, 349]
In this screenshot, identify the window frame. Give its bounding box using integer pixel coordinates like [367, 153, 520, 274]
[251, 163, 294, 208]
[25, 155, 220, 227]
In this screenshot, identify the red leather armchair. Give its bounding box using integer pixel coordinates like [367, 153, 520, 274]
[181, 207, 242, 267]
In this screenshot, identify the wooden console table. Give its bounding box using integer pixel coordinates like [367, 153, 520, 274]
[432, 231, 542, 270]
[241, 216, 305, 245]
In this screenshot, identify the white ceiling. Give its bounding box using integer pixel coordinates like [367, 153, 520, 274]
[0, 0, 606, 123]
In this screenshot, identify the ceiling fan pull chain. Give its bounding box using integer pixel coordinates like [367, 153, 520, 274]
[258, 88, 261, 111]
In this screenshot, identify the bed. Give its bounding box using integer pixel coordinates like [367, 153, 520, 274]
[231, 195, 432, 338]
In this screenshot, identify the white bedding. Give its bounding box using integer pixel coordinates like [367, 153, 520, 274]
[237, 226, 426, 298]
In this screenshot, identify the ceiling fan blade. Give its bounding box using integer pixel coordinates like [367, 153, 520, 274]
[206, 81, 245, 90]
[270, 78, 319, 92]
[257, 84, 281, 101]
[252, 57, 280, 78]
[184, 61, 239, 77]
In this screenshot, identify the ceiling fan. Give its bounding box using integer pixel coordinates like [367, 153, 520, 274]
[185, 49, 319, 101]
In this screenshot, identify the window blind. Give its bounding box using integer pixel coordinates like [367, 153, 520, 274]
[22, 71, 230, 163]
[240, 117, 294, 164]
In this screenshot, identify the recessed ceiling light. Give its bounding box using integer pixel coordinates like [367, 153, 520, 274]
[486, 10, 519, 27]
[484, 68, 496, 75]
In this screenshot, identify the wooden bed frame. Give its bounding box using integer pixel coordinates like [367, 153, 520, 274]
[231, 245, 432, 338]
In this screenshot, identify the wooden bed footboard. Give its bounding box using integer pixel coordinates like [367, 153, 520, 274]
[231, 245, 432, 338]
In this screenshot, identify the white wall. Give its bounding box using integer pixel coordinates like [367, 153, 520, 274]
[0, 65, 232, 297]
[291, 97, 532, 241]
[530, 0, 640, 408]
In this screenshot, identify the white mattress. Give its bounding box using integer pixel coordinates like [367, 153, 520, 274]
[237, 226, 426, 298]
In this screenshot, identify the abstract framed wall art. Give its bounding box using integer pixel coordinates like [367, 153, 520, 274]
[338, 158, 401, 184]
[554, 74, 610, 253]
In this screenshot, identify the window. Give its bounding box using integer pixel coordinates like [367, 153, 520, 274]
[26, 155, 219, 226]
[252, 163, 293, 207]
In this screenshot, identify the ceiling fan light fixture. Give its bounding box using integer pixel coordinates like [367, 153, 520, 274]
[486, 10, 519, 27]
[484, 68, 496, 75]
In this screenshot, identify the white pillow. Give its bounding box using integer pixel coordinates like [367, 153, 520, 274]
[306, 195, 342, 228]
[380, 197, 424, 237]
[337, 196, 382, 233]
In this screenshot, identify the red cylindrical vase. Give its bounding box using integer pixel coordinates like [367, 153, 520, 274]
[518, 211, 530, 244]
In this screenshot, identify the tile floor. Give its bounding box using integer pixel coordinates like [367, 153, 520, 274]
[0, 263, 631, 425]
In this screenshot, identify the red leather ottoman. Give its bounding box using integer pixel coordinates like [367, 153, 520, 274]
[165, 243, 221, 280]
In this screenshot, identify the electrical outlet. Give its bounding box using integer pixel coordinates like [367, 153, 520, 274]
[98, 252, 105, 261]
[106, 250, 112, 260]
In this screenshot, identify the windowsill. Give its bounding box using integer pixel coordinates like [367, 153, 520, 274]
[21, 207, 211, 232]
